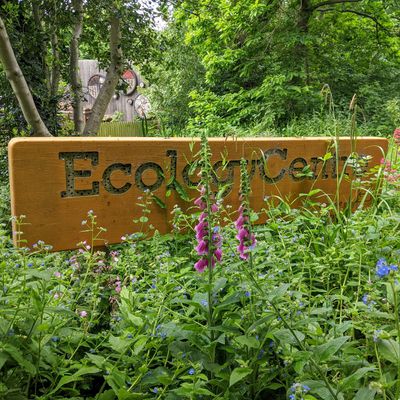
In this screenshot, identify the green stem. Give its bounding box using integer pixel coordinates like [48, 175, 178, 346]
[391, 281, 400, 400]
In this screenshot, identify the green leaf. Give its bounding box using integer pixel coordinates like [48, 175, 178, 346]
[98, 389, 116, 400]
[354, 387, 377, 400]
[2, 344, 35, 375]
[127, 313, 144, 327]
[0, 351, 9, 370]
[274, 329, 305, 346]
[152, 194, 166, 209]
[267, 283, 290, 302]
[134, 336, 148, 355]
[213, 277, 227, 293]
[235, 335, 259, 349]
[49, 366, 101, 395]
[109, 335, 131, 353]
[313, 336, 350, 363]
[340, 367, 375, 391]
[377, 339, 400, 364]
[229, 367, 253, 387]
[87, 354, 106, 369]
[302, 380, 338, 400]
[173, 180, 190, 202]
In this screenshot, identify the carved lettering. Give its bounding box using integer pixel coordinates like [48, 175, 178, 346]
[59, 152, 99, 198]
[102, 163, 132, 194]
[289, 157, 308, 181]
[135, 162, 164, 192]
[259, 148, 288, 183]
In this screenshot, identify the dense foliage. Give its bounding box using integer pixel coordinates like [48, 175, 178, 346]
[148, 0, 400, 136]
[0, 1, 399, 399]
[0, 135, 399, 399]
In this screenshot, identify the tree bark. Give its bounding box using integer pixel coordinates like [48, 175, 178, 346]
[50, 31, 61, 100]
[297, 0, 313, 85]
[83, 12, 123, 136]
[0, 16, 51, 137]
[70, 0, 85, 135]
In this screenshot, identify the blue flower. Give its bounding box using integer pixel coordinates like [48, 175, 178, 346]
[288, 395, 295, 400]
[152, 387, 158, 394]
[302, 384, 310, 392]
[376, 258, 398, 278]
[362, 294, 369, 305]
[201, 299, 208, 306]
[373, 329, 382, 342]
[51, 336, 60, 342]
[245, 291, 251, 297]
[188, 368, 195, 375]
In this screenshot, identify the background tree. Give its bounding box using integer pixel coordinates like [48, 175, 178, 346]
[148, 0, 400, 135]
[0, 0, 160, 138]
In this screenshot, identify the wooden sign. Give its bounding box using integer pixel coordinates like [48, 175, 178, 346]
[8, 137, 387, 251]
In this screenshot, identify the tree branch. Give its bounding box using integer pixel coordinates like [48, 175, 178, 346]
[307, 0, 362, 12]
[83, 10, 123, 136]
[318, 8, 391, 33]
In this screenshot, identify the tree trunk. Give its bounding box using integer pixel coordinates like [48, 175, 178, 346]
[83, 12, 123, 136]
[0, 16, 51, 137]
[70, 0, 85, 135]
[50, 31, 61, 100]
[32, 0, 50, 91]
[297, 0, 312, 85]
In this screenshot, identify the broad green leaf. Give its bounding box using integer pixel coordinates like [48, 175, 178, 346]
[127, 313, 143, 327]
[98, 389, 116, 400]
[229, 367, 252, 387]
[274, 329, 305, 346]
[49, 366, 101, 395]
[2, 344, 35, 375]
[340, 367, 375, 391]
[0, 351, 9, 370]
[109, 335, 131, 353]
[134, 336, 148, 355]
[313, 336, 350, 362]
[87, 353, 106, 368]
[302, 380, 339, 400]
[235, 335, 259, 349]
[354, 387, 377, 400]
[377, 339, 400, 364]
[267, 283, 290, 302]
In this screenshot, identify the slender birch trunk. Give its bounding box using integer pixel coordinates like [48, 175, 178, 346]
[0, 16, 51, 137]
[70, 0, 85, 135]
[50, 31, 61, 100]
[83, 12, 123, 136]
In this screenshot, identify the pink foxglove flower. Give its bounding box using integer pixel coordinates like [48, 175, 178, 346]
[235, 205, 256, 260]
[194, 186, 222, 272]
[394, 128, 400, 146]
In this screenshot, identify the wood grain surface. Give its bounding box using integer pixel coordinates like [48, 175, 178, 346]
[8, 137, 388, 251]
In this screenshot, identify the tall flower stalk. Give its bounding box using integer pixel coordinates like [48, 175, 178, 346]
[193, 134, 221, 361]
[235, 159, 256, 260]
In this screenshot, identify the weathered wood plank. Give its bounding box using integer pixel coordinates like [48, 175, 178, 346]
[8, 137, 388, 251]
